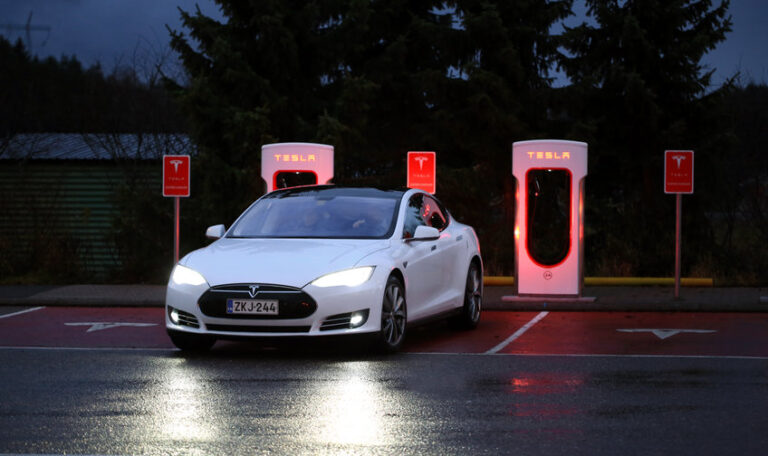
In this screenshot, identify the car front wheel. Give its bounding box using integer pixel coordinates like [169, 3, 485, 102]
[374, 276, 407, 353]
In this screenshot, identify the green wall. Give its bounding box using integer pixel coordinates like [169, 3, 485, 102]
[0, 160, 160, 280]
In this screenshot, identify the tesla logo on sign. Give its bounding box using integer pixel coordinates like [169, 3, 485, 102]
[407, 151, 436, 194]
[664, 150, 694, 194]
[163, 155, 191, 197]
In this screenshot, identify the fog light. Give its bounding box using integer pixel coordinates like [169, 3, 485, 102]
[170, 308, 180, 324]
[350, 312, 366, 328]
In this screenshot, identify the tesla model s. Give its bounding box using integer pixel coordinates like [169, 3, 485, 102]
[165, 185, 482, 352]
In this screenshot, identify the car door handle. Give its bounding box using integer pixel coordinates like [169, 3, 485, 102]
[431, 245, 437, 251]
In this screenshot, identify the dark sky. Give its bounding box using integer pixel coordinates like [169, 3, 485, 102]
[1, 0, 765, 86]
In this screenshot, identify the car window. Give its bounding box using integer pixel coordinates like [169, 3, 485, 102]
[402, 194, 426, 239]
[422, 196, 448, 231]
[229, 193, 399, 239]
[402, 194, 450, 239]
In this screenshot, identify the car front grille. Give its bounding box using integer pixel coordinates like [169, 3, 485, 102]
[206, 324, 311, 333]
[198, 284, 317, 319]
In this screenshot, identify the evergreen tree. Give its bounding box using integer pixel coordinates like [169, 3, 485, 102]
[167, 1, 572, 273]
[559, 0, 731, 275]
[166, 0, 365, 225]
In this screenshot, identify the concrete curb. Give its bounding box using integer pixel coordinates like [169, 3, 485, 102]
[0, 285, 166, 308]
[1, 284, 766, 312]
[483, 286, 768, 312]
[482, 301, 767, 312]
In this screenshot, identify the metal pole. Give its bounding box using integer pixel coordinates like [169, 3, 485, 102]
[174, 197, 180, 264]
[674, 193, 681, 299]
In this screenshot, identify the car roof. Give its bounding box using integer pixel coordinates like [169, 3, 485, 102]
[265, 185, 407, 200]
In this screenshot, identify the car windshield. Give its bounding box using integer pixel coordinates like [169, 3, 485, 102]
[228, 188, 401, 239]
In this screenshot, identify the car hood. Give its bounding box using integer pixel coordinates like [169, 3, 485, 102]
[182, 237, 390, 288]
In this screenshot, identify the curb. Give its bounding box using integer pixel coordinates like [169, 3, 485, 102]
[483, 301, 766, 312]
[0, 297, 165, 307]
[1, 284, 765, 312]
[483, 276, 714, 287]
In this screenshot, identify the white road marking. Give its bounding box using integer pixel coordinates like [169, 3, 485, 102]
[617, 328, 717, 340]
[0, 453, 119, 456]
[2, 346, 767, 360]
[0, 346, 176, 352]
[408, 351, 768, 360]
[485, 311, 549, 354]
[65, 322, 157, 333]
[0, 306, 45, 320]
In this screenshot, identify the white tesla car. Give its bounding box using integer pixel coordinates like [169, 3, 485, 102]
[165, 186, 482, 352]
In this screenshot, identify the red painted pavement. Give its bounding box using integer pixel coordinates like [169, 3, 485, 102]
[497, 311, 768, 358]
[2, 307, 768, 357]
[404, 312, 538, 353]
[0, 307, 172, 349]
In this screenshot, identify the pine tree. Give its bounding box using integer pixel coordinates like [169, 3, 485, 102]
[559, 0, 731, 275]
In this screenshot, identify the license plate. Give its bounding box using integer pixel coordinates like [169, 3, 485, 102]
[226, 299, 279, 315]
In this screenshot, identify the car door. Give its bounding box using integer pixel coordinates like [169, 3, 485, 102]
[400, 193, 444, 321]
[420, 195, 464, 312]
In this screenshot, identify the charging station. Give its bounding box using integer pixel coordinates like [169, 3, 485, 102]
[509, 140, 590, 298]
[261, 142, 334, 193]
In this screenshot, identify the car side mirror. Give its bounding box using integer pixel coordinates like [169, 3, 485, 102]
[406, 225, 440, 242]
[205, 224, 226, 240]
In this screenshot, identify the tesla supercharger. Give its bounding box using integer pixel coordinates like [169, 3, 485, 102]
[261, 142, 334, 193]
[511, 140, 588, 297]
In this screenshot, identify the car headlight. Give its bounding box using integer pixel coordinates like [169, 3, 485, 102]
[311, 266, 375, 288]
[170, 264, 208, 286]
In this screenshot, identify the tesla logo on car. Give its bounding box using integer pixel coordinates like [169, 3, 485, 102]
[248, 285, 260, 298]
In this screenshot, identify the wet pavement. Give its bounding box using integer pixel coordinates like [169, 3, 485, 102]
[1, 349, 766, 455]
[1, 284, 767, 455]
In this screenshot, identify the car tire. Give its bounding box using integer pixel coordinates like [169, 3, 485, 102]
[449, 261, 482, 330]
[167, 329, 216, 352]
[373, 275, 407, 354]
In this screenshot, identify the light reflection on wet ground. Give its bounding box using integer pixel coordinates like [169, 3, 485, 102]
[2, 332, 768, 454]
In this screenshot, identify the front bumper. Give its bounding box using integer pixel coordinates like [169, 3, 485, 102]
[165, 273, 386, 338]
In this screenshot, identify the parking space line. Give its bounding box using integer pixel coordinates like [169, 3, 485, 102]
[0, 306, 45, 320]
[0, 346, 176, 352]
[405, 351, 768, 360]
[485, 311, 549, 354]
[492, 352, 768, 361]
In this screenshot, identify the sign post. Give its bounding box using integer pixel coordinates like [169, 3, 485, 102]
[407, 151, 436, 194]
[664, 150, 694, 299]
[163, 155, 191, 264]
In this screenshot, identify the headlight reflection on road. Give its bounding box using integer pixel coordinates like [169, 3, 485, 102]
[152, 359, 216, 442]
[313, 362, 388, 446]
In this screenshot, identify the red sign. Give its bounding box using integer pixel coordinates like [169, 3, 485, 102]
[407, 151, 436, 194]
[163, 155, 191, 197]
[664, 150, 694, 194]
